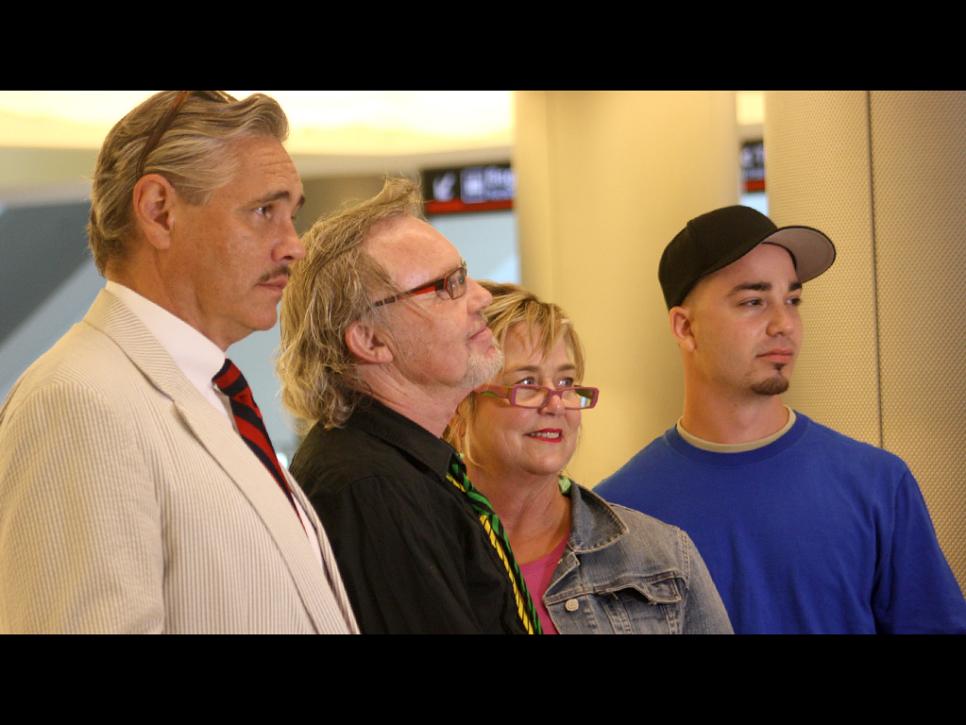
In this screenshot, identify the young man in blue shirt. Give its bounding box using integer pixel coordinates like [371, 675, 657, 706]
[597, 205, 966, 634]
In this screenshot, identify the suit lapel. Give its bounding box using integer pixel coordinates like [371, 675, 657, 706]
[83, 289, 340, 632]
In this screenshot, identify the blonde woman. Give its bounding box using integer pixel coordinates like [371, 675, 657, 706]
[446, 282, 731, 634]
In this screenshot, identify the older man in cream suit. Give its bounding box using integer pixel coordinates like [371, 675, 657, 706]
[0, 91, 358, 633]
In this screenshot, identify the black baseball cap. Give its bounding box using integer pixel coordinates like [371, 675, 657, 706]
[658, 205, 837, 309]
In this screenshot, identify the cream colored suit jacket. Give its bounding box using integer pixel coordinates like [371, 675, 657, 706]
[0, 290, 358, 633]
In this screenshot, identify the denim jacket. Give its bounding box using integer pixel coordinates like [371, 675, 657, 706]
[545, 484, 733, 634]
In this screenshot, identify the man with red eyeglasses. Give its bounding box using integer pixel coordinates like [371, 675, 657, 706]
[278, 177, 539, 633]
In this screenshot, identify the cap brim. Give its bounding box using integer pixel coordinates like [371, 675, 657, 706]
[762, 226, 837, 283]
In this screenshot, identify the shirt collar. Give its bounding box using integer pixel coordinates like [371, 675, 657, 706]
[345, 395, 457, 478]
[105, 281, 226, 403]
[676, 406, 798, 453]
[567, 483, 628, 553]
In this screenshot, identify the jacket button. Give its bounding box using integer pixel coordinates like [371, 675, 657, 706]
[564, 598, 579, 612]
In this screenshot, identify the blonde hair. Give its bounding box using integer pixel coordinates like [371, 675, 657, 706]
[87, 90, 288, 274]
[277, 177, 424, 430]
[444, 281, 585, 466]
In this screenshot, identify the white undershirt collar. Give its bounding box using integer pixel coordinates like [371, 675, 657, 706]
[105, 281, 231, 422]
[677, 406, 797, 453]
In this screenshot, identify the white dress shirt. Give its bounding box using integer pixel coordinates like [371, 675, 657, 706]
[104, 281, 326, 571]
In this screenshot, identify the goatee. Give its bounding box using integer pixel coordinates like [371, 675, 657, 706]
[752, 373, 790, 396]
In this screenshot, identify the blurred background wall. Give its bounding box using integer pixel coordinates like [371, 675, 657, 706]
[0, 90, 961, 592]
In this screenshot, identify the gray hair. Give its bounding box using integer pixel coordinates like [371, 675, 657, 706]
[277, 176, 424, 430]
[87, 90, 289, 274]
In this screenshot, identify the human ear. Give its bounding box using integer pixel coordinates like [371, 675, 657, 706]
[131, 174, 177, 251]
[345, 320, 394, 365]
[669, 306, 697, 353]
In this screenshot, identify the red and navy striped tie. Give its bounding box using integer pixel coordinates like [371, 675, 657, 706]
[212, 358, 299, 517]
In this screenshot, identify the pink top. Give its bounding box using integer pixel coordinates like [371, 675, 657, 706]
[520, 535, 570, 635]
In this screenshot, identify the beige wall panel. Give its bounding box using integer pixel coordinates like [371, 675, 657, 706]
[765, 91, 965, 594]
[869, 91, 966, 590]
[514, 92, 738, 486]
[298, 175, 389, 235]
[765, 91, 880, 446]
[513, 92, 557, 301]
[0, 147, 96, 196]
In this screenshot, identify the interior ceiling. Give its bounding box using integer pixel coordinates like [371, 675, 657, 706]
[0, 91, 762, 201]
[0, 91, 515, 154]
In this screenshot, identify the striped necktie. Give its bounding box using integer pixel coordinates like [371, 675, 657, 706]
[212, 358, 298, 516]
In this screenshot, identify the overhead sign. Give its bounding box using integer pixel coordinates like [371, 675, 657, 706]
[741, 140, 766, 193]
[423, 163, 514, 214]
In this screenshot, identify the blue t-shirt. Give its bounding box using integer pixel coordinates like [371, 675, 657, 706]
[596, 413, 966, 634]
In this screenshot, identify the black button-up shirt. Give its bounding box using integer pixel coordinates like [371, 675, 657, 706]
[291, 396, 528, 634]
